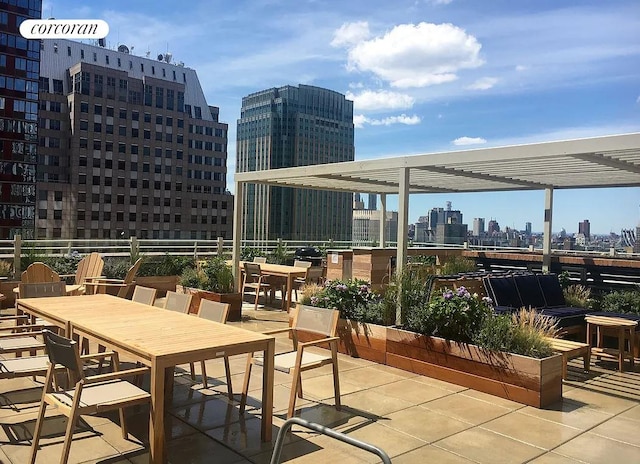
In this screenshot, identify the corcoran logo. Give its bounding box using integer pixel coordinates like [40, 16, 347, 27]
[19, 19, 109, 39]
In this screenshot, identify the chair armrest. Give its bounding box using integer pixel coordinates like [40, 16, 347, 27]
[0, 330, 43, 339]
[84, 280, 127, 288]
[0, 314, 29, 321]
[80, 351, 116, 362]
[59, 273, 75, 279]
[297, 337, 340, 349]
[85, 366, 150, 384]
[0, 324, 47, 332]
[262, 327, 293, 336]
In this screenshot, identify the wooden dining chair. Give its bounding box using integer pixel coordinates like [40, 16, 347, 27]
[29, 330, 150, 464]
[253, 256, 267, 264]
[132, 285, 157, 306]
[292, 260, 312, 300]
[84, 258, 143, 298]
[242, 262, 271, 310]
[240, 304, 341, 418]
[189, 299, 233, 398]
[163, 290, 192, 314]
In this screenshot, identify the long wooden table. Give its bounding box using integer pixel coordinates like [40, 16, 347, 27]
[238, 262, 307, 311]
[16, 294, 275, 464]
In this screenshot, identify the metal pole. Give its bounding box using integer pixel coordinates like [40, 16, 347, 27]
[543, 187, 553, 273]
[379, 194, 387, 248]
[396, 167, 410, 325]
[232, 181, 244, 291]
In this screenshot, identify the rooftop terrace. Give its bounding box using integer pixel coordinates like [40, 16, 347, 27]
[1, 301, 639, 464]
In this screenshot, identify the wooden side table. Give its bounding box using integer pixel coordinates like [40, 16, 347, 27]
[585, 315, 637, 372]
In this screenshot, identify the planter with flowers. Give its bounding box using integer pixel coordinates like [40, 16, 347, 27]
[301, 273, 563, 408]
[386, 287, 563, 408]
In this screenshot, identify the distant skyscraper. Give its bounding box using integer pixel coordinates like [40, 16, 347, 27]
[0, 0, 41, 238]
[368, 193, 377, 211]
[354, 193, 364, 210]
[237, 85, 354, 242]
[473, 218, 485, 236]
[488, 219, 500, 234]
[525, 222, 532, 235]
[578, 219, 591, 240]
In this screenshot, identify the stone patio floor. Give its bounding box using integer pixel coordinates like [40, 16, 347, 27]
[1, 301, 639, 464]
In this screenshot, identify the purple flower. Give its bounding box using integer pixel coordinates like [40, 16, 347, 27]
[443, 290, 453, 300]
[482, 296, 493, 306]
[310, 296, 318, 305]
[336, 284, 348, 291]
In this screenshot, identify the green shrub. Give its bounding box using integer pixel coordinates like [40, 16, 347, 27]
[440, 256, 477, 275]
[102, 257, 131, 279]
[138, 254, 195, 277]
[0, 260, 13, 278]
[600, 288, 640, 315]
[240, 247, 266, 262]
[472, 309, 556, 358]
[309, 279, 382, 322]
[180, 257, 234, 294]
[268, 241, 289, 265]
[44, 252, 83, 276]
[563, 284, 593, 309]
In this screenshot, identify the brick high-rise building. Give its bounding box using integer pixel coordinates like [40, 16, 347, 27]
[37, 39, 232, 239]
[578, 219, 590, 240]
[0, 0, 41, 238]
[237, 85, 354, 242]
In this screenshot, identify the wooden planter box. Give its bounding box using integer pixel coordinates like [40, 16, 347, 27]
[135, 276, 179, 297]
[177, 285, 243, 321]
[386, 327, 563, 408]
[0, 280, 19, 309]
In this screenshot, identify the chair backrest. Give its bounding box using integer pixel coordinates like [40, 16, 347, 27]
[293, 304, 339, 337]
[253, 257, 267, 264]
[306, 267, 324, 284]
[19, 281, 66, 298]
[537, 274, 567, 307]
[75, 252, 104, 285]
[163, 291, 192, 313]
[42, 329, 82, 380]
[21, 262, 60, 283]
[293, 260, 312, 269]
[197, 299, 230, 323]
[132, 286, 157, 305]
[513, 274, 546, 309]
[244, 262, 262, 281]
[123, 258, 143, 284]
[485, 276, 523, 308]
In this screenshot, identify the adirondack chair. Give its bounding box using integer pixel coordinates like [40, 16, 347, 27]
[21, 262, 60, 283]
[60, 252, 105, 295]
[83, 258, 143, 299]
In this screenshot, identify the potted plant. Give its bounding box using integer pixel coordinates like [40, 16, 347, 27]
[137, 254, 195, 297]
[178, 256, 242, 321]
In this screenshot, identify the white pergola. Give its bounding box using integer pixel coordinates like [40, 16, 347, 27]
[232, 132, 640, 280]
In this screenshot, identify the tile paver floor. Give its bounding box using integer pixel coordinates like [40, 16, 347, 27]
[1, 301, 639, 463]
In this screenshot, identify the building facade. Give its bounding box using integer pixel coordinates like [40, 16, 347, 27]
[236, 85, 354, 242]
[578, 219, 590, 240]
[352, 209, 398, 244]
[472, 217, 485, 236]
[0, 0, 41, 238]
[37, 39, 232, 239]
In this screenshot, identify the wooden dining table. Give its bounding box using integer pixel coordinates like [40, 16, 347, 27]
[16, 294, 275, 464]
[238, 261, 308, 311]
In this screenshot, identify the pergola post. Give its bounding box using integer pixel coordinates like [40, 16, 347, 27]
[542, 187, 553, 273]
[232, 181, 244, 291]
[379, 194, 386, 248]
[396, 167, 410, 325]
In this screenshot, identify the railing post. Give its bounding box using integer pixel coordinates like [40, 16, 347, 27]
[13, 234, 21, 277]
[217, 237, 224, 257]
[130, 236, 139, 261]
[193, 241, 198, 261]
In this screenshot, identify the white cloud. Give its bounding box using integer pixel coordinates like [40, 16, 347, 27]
[466, 77, 498, 90]
[346, 22, 484, 88]
[636, 95, 640, 104]
[355, 113, 421, 128]
[348, 82, 365, 89]
[515, 65, 528, 72]
[345, 89, 415, 111]
[427, 0, 453, 4]
[452, 136, 487, 146]
[331, 21, 370, 48]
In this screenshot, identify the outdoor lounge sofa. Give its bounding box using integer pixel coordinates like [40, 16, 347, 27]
[483, 273, 594, 335]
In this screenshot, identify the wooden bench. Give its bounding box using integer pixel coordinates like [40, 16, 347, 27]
[545, 337, 590, 380]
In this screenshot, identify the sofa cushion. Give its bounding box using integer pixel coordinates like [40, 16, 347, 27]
[486, 276, 522, 309]
[514, 274, 546, 309]
[537, 274, 566, 307]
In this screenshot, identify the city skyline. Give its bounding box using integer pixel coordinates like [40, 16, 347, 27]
[37, 0, 640, 234]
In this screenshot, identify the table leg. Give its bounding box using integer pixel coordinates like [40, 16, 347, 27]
[150, 362, 166, 464]
[261, 338, 275, 442]
[286, 276, 293, 313]
[630, 330, 635, 368]
[618, 327, 624, 372]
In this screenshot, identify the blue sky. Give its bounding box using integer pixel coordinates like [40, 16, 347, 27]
[43, 0, 640, 234]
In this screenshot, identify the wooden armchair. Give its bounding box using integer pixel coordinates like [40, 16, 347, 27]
[30, 330, 150, 464]
[60, 252, 105, 295]
[21, 262, 60, 283]
[240, 304, 341, 418]
[83, 258, 143, 298]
